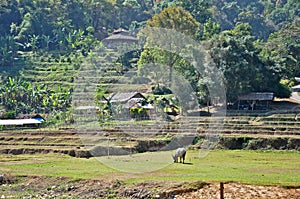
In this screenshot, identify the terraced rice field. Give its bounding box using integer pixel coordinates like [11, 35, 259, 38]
[1, 112, 300, 157]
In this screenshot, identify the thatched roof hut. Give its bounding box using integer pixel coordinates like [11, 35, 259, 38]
[102, 29, 138, 47]
[110, 92, 147, 108]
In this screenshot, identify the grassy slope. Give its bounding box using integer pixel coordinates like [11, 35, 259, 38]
[0, 150, 299, 186]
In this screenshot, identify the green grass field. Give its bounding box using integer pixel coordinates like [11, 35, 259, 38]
[1, 150, 299, 186]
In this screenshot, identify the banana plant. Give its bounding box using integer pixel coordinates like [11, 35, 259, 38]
[0, 77, 72, 116]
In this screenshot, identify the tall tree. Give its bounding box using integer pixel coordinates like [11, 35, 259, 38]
[83, 0, 114, 40]
[138, 6, 200, 89]
[202, 18, 221, 40]
[261, 23, 300, 79]
[176, 0, 212, 23]
[0, 0, 21, 36]
[236, 10, 274, 40]
[146, 6, 199, 37]
[209, 23, 287, 102]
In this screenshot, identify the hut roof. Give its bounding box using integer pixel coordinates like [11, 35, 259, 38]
[238, 92, 274, 101]
[113, 28, 130, 35]
[0, 119, 43, 126]
[102, 29, 138, 46]
[110, 92, 146, 103]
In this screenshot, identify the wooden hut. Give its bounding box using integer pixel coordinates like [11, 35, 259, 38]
[110, 92, 146, 108]
[238, 92, 274, 110]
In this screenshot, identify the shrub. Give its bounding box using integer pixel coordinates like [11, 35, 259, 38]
[151, 84, 172, 95]
[274, 82, 292, 98]
[4, 110, 16, 119]
[130, 107, 149, 120]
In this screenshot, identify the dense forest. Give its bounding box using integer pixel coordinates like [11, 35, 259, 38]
[0, 0, 299, 120]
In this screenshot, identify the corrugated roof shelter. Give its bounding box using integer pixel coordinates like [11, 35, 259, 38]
[0, 114, 45, 126]
[0, 119, 43, 126]
[238, 92, 274, 101]
[237, 92, 274, 110]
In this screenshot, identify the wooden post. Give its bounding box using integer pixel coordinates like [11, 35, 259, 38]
[220, 182, 224, 199]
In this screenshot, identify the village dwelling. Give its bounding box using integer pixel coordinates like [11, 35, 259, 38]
[0, 114, 45, 128]
[110, 92, 146, 107]
[237, 92, 274, 110]
[74, 92, 153, 120]
[109, 92, 153, 120]
[102, 29, 138, 48]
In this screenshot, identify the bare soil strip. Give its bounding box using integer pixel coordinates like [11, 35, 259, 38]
[1, 176, 299, 198]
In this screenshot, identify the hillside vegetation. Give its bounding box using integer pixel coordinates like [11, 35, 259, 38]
[0, 0, 299, 121]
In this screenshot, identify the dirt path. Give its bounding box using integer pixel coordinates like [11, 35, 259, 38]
[1, 176, 299, 198]
[176, 182, 300, 199]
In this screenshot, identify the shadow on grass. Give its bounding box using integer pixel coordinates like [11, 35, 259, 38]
[175, 162, 193, 165]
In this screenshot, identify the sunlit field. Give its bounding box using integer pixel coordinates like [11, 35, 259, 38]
[1, 150, 299, 186]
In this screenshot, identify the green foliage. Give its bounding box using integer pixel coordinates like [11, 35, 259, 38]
[209, 23, 290, 101]
[130, 107, 148, 120]
[0, 0, 114, 61]
[0, 77, 71, 116]
[267, 0, 300, 28]
[151, 84, 172, 95]
[94, 85, 113, 121]
[138, 6, 202, 99]
[176, 0, 212, 23]
[202, 18, 221, 40]
[0, 35, 20, 67]
[235, 10, 273, 40]
[0, 0, 298, 64]
[3, 110, 16, 119]
[146, 6, 200, 38]
[273, 81, 292, 98]
[261, 23, 300, 79]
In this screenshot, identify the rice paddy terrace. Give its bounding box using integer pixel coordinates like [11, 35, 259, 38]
[0, 113, 300, 157]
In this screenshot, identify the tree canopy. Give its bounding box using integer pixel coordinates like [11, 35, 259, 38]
[138, 6, 201, 92]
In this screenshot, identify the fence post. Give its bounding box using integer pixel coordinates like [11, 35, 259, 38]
[220, 182, 224, 199]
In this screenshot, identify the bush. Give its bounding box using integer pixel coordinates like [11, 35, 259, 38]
[274, 82, 292, 98]
[4, 110, 16, 119]
[151, 84, 172, 95]
[130, 107, 149, 120]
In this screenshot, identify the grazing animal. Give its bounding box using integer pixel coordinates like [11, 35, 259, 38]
[172, 148, 186, 163]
